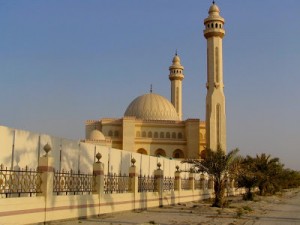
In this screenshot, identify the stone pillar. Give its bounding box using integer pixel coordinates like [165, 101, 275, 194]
[37, 144, 54, 223]
[129, 158, 138, 210]
[174, 165, 181, 191]
[189, 170, 195, 191]
[93, 152, 104, 195]
[37, 143, 54, 198]
[129, 158, 138, 193]
[154, 162, 164, 207]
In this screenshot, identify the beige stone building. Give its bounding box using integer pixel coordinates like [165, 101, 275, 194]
[84, 2, 226, 158]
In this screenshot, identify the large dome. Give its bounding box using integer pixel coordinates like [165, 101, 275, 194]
[124, 93, 179, 121]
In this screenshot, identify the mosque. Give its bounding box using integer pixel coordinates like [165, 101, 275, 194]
[83, 2, 227, 159]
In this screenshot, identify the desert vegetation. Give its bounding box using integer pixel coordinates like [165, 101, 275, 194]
[183, 149, 300, 207]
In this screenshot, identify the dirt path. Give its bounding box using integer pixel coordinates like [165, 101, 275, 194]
[53, 189, 300, 225]
[243, 189, 300, 225]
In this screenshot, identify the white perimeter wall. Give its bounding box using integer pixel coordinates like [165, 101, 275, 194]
[0, 125, 192, 177]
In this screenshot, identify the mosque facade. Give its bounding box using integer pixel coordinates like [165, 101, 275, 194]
[84, 2, 226, 159]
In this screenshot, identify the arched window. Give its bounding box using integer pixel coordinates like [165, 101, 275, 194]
[142, 131, 146, 137]
[154, 132, 158, 138]
[219, 24, 222, 28]
[215, 23, 218, 28]
[155, 149, 166, 157]
[148, 131, 152, 138]
[178, 132, 183, 139]
[114, 130, 119, 137]
[172, 132, 176, 139]
[160, 132, 164, 138]
[166, 132, 170, 138]
[207, 24, 210, 28]
[136, 131, 141, 137]
[137, 148, 147, 155]
[108, 130, 113, 137]
[173, 149, 184, 159]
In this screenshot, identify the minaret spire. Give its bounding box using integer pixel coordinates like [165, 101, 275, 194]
[169, 53, 184, 120]
[150, 84, 153, 93]
[204, 2, 227, 152]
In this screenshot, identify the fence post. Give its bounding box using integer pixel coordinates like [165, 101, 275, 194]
[93, 152, 104, 195]
[189, 169, 195, 191]
[129, 157, 138, 210]
[37, 144, 54, 222]
[37, 143, 54, 197]
[154, 162, 164, 207]
[129, 158, 138, 193]
[174, 165, 181, 192]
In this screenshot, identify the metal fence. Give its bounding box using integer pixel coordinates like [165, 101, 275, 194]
[0, 165, 42, 198]
[53, 170, 95, 195]
[181, 178, 190, 190]
[195, 178, 204, 190]
[138, 175, 157, 192]
[104, 173, 130, 194]
[163, 177, 174, 191]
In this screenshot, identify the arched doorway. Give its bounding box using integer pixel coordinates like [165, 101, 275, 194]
[155, 148, 166, 157]
[137, 148, 147, 155]
[173, 149, 184, 159]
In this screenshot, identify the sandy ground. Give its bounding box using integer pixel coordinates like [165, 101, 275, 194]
[52, 188, 300, 225]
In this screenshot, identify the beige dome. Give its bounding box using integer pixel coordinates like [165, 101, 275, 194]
[209, 3, 220, 14]
[89, 129, 105, 141]
[124, 93, 179, 121]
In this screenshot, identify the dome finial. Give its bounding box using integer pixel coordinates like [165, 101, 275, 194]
[175, 49, 178, 56]
[150, 84, 153, 93]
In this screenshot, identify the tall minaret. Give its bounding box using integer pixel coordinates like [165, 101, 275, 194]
[169, 52, 184, 120]
[204, 2, 226, 151]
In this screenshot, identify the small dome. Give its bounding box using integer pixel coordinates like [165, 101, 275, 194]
[169, 53, 184, 70]
[172, 55, 180, 64]
[89, 129, 105, 141]
[209, 3, 220, 14]
[124, 93, 179, 121]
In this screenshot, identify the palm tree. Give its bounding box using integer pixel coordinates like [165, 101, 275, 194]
[182, 147, 240, 207]
[253, 153, 283, 195]
[236, 156, 258, 200]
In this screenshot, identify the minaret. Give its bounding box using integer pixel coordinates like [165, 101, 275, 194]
[204, 2, 226, 151]
[169, 52, 184, 120]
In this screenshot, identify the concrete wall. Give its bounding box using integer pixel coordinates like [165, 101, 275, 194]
[0, 125, 192, 176]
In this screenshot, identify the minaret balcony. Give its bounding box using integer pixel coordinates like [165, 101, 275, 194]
[169, 74, 184, 81]
[203, 29, 225, 39]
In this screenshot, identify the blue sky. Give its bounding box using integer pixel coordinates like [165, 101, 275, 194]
[0, 1, 299, 170]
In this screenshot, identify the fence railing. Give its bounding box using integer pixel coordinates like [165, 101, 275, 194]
[53, 170, 95, 195]
[181, 178, 190, 190]
[195, 179, 204, 190]
[163, 177, 174, 191]
[1, 165, 215, 198]
[138, 175, 157, 192]
[104, 174, 130, 194]
[0, 166, 42, 198]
